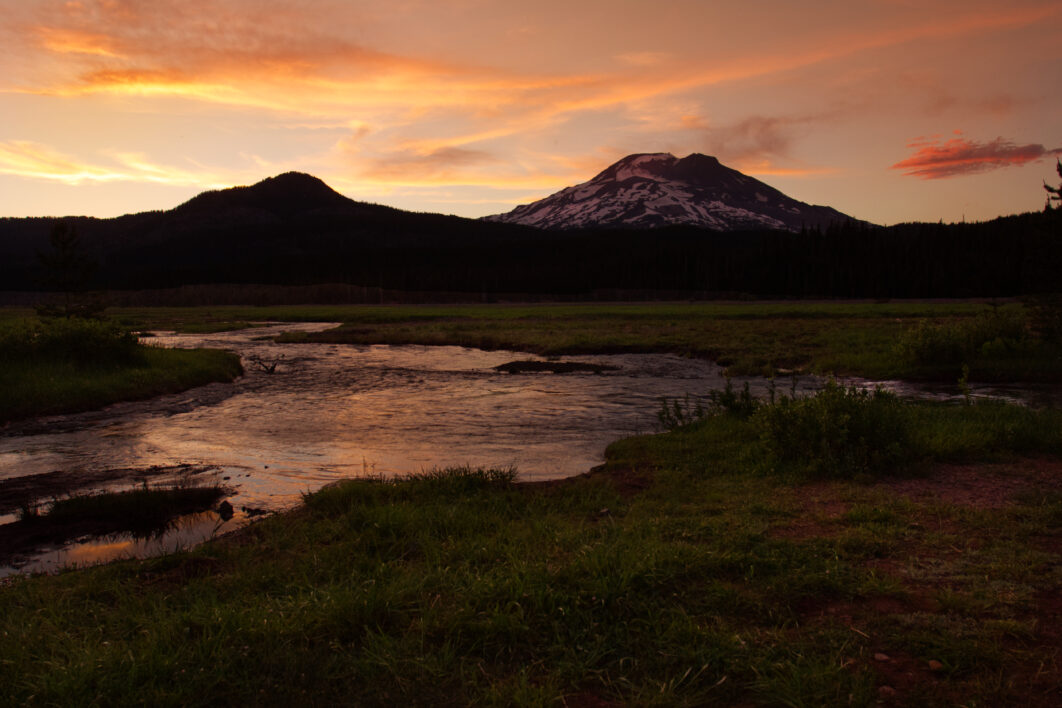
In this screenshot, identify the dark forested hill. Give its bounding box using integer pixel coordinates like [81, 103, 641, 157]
[1, 172, 1059, 300]
[0, 172, 540, 291]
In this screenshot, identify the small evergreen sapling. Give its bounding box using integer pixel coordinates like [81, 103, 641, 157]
[1045, 158, 1062, 211]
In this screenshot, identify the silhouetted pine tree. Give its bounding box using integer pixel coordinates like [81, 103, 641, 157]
[36, 221, 104, 318]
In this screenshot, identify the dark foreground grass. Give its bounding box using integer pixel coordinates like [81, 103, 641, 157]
[2, 398, 1060, 706]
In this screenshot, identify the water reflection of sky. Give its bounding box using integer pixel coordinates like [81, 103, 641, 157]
[4, 511, 236, 577]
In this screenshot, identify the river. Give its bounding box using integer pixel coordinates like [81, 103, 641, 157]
[1, 322, 1054, 576]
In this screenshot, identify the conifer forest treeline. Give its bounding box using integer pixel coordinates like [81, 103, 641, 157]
[1, 208, 1058, 301]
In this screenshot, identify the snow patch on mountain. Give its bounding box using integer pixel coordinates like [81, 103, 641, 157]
[484, 152, 857, 232]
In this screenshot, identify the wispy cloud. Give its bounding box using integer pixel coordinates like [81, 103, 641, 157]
[0, 140, 231, 186]
[891, 134, 1062, 179]
[37, 27, 123, 57]
[704, 115, 809, 164]
[9, 1, 1054, 124]
[697, 112, 843, 177]
[614, 52, 671, 67]
[359, 146, 499, 182]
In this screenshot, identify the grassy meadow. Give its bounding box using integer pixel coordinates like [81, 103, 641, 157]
[1, 390, 1060, 705]
[1, 300, 1059, 704]
[18, 299, 1048, 382]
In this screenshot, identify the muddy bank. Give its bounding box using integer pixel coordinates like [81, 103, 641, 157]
[0, 483, 229, 568]
[494, 360, 620, 374]
[0, 464, 218, 516]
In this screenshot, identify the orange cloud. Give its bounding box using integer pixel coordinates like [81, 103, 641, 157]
[13, 1, 1053, 124]
[3, 0, 1059, 220]
[891, 135, 1062, 179]
[37, 27, 122, 57]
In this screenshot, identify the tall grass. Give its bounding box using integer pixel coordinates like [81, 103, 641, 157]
[0, 317, 242, 422]
[0, 317, 139, 366]
[909, 399, 1062, 461]
[894, 307, 1029, 367]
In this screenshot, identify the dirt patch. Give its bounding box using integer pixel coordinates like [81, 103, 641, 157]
[0, 463, 218, 515]
[880, 458, 1062, 509]
[769, 459, 1062, 540]
[767, 480, 851, 539]
[867, 648, 945, 705]
[785, 457, 1062, 707]
[141, 554, 231, 587]
[523, 464, 652, 500]
[804, 594, 935, 628]
[769, 518, 838, 540]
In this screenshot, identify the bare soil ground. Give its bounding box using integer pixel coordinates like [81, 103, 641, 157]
[774, 459, 1062, 706]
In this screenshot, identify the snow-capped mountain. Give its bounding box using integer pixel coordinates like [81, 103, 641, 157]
[484, 153, 857, 231]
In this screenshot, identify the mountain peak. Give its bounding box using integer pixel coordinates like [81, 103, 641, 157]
[484, 152, 858, 232]
[174, 171, 354, 217]
[596, 152, 678, 182]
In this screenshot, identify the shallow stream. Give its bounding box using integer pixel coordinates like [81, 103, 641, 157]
[1, 322, 1055, 576]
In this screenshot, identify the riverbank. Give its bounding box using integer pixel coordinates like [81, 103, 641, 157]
[62, 299, 1057, 383]
[0, 317, 243, 424]
[2, 393, 1060, 706]
[8, 300, 1059, 384]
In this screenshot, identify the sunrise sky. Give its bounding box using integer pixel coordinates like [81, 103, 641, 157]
[1, 0, 1060, 225]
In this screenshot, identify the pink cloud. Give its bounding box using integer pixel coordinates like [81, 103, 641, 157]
[892, 134, 1062, 179]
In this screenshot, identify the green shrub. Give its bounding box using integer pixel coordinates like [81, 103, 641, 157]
[755, 380, 913, 479]
[895, 318, 968, 366]
[895, 308, 1028, 366]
